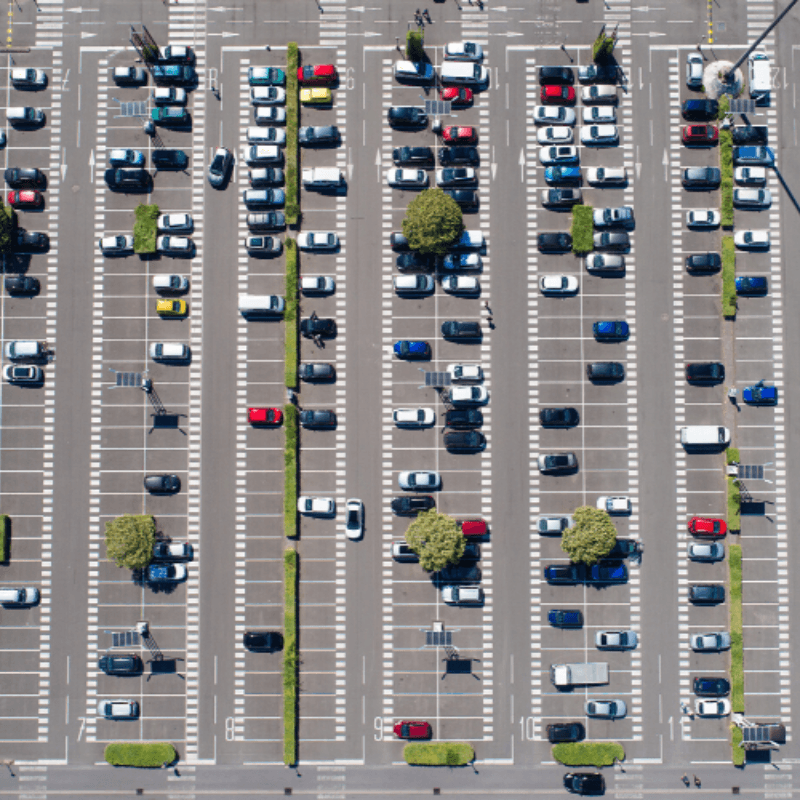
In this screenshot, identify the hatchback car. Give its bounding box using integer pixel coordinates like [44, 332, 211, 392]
[683, 166, 721, 188]
[586, 361, 625, 381]
[299, 409, 337, 428]
[689, 584, 725, 604]
[596, 496, 631, 514]
[593, 231, 630, 251]
[297, 496, 335, 515]
[578, 63, 618, 83]
[541, 85, 575, 104]
[248, 407, 283, 426]
[440, 86, 473, 106]
[436, 167, 477, 186]
[444, 430, 486, 452]
[733, 188, 771, 208]
[393, 340, 430, 359]
[398, 471, 441, 491]
[544, 166, 581, 185]
[4, 167, 45, 189]
[255, 108, 286, 125]
[696, 698, 732, 717]
[443, 188, 478, 209]
[686, 362, 725, 383]
[532, 106, 577, 126]
[585, 166, 626, 186]
[443, 253, 482, 271]
[391, 496, 435, 516]
[582, 84, 617, 103]
[98, 699, 139, 720]
[691, 631, 731, 651]
[249, 66, 285, 85]
[733, 145, 775, 166]
[147, 563, 187, 583]
[537, 516, 573, 535]
[395, 275, 434, 295]
[688, 516, 727, 536]
[537, 126, 574, 145]
[245, 235, 282, 255]
[585, 699, 626, 719]
[450, 385, 489, 406]
[544, 563, 582, 584]
[594, 206, 634, 228]
[442, 126, 477, 144]
[388, 107, 427, 128]
[682, 124, 718, 145]
[149, 342, 189, 361]
[547, 722, 585, 743]
[393, 408, 435, 428]
[438, 146, 479, 166]
[539, 407, 579, 427]
[580, 124, 618, 145]
[447, 364, 483, 382]
[300, 87, 332, 104]
[207, 147, 233, 187]
[299, 125, 340, 145]
[15, 230, 48, 252]
[538, 232, 572, 252]
[542, 188, 582, 207]
[109, 148, 145, 167]
[153, 541, 194, 561]
[249, 167, 284, 187]
[693, 676, 731, 696]
[585, 253, 625, 274]
[144, 474, 180, 493]
[155, 298, 188, 317]
[593, 320, 629, 341]
[300, 316, 337, 339]
[540, 275, 578, 295]
[298, 64, 337, 84]
[386, 168, 428, 188]
[734, 230, 770, 249]
[4, 275, 40, 294]
[99, 234, 134, 255]
[157, 236, 193, 256]
[151, 106, 189, 125]
[583, 106, 617, 124]
[687, 541, 725, 562]
[394, 721, 431, 739]
[538, 453, 577, 474]
[251, 86, 287, 105]
[539, 145, 579, 165]
[595, 630, 638, 650]
[152, 149, 188, 170]
[685, 252, 721, 273]
[686, 52, 703, 87]
[7, 189, 42, 209]
[686, 209, 720, 227]
[297, 231, 338, 250]
[298, 363, 335, 382]
[444, 408, 483, 429]
[243, 631, 284, 652]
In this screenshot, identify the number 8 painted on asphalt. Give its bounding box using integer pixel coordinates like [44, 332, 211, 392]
[374, 716, 383, 741]
[346, 68, 355, 91]
[225, 716, 235, 741]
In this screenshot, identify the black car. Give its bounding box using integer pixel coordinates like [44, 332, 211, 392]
[299, 409, 337, 428]
[441, 320, 481, 339]
[4, 275, 40, 294]
[16, 230, 49, 251]
[247, 211, 285, 231]
[97, 653, 143, 675]
[460, 542, 481, 561]
[586, 361, 625, 382]
[388, 106, 428, 128]
[397, 252, 434, 271]
[689, 584, 725, 604]
[686, 362, 725, 383]
[443, 430, 486, 452]
[540, 407, 579, 427]
[389, 232, 410, 251]
[443, 188, 478, 209]
[593, 231, 630, 251]
[693, 676, 731, 697]
[393, 146, 434, 165]
[544, 563, 583, 584]
[682, 98, 718, 121]
[607, 538, 641, 558]
[445, 408, 483, 429]
[300, 316, 337, 338]
[4, 167, 45, 188]
[105, 168, 149, 190]
[682, 166, 721, 187]
[548, 610, 584, 628]
[538, 232, 572, 252]
[686, 252, 721, 273]
[564, 773, 605, 796]
[434, 563, 482, 584]
[144, 474, 181, 494]
[547, 722, 585, 743]
[152, 149, 188, 170]
[539, 65, 574, 84]
[298, 125, 340, 145]
[299, 362, 335, 382]
[542, 188, 582, 207]
[539, 453, 577, 474]
[439, 146, 479, 166]
[243, 631, 283, 652]
[438, 167, 477, 186]
[391, 495, 435, 516]
[731, 125, 768, 145]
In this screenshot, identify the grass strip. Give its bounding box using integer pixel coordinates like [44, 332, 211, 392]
[731, 724, 745, 766]
[727, 476, 741, 532]
[0, 514, 8, 564]
[720, 128, 733, 227]
[284, 403, 298, 539]
[721, 234, 736, 318]
[716, 93, 731, 120]
[571, 205, 594, 254]
[133, 203, 159, 254]
[286, 43, 300, 225]
[284, 237, 298, 389]
[553, 742, 625, 767]
[729, 544, 743, 714]
[283, 548, 298, 765]
[404, 742, 474, 766]
[105, 742, 176, 768]
[726, 447, 740, 465]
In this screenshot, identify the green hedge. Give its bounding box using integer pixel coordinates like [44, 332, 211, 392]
[404, 742, 474, 766]
[283, 548, 298, 765]
[0, 514, 8, 564]
[716, 93, 730, 121]
[553, 742, 624, 767]
[727, 476, 741, 532]
[0, 202, 17, 253]
[722, 235, 736, 318]
[731, 724, 745, 765]
[406, 30, 425, 61]
[571, 205, 594, 254]
[726, 447, 740, 465]
[286, 43, 300, 224]
[133, 203, 159, 254]
[720, 128, 733, 227]
[284, 403, 298, 539]
[592, 32, 615, 62]
[284, 238, 298, 389]
[105, 742, 176, 768]
[729, 544, 743, 713]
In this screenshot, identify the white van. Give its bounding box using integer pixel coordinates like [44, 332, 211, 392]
[302, 167, 343, 188]
[439, 62, 488, 86]
[442, 585, 484, 605]
[4, 340, 44, 360]
[680, 425, 731, 448]
[0, 587, 39, 606]
[238, 294, 286, 317]
[7, 106, 45, 126]
[748, 49, 771, 98]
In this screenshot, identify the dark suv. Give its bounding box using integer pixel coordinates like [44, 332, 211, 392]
[445, 408, 483, 429]
[243, 631, 283, 652]
[682, 99, 719, 120]
[547, 722, 585, 743]
[689, 584, 725, 604]
[586, 361, 625, 382]
[731, 125, 768, 145]
[391, 495, 435, 516]
[444, 188, 478, 209]
[686, 252, 721, 273]
[538, 232, 572, 252]
[443, 430, 486, 452]
[300, 316, 337, 338]
[686, 362, 725, 383]
[105, 168, 149, 191]
[393, 146, 433, 165]
[441, 320, 482, 339]
[98, 653, 143, 675]
[439, 146, 479, 166]
[388, 106, 428, 128]
[539, 65, 574, 84]
[298, 362, 335, 382]
[682, 166, 721, 188]
[4, 167, 45, 188]
[434, 563, 482, 584]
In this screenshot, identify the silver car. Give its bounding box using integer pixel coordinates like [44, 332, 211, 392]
[691, 631, 732, 651]
[686, 52, 704, 88]
[687, 541, 725, 562]
[585, 699, 626, 718]
[345, 499, 364, 540]
[595, 630, 638, 650]
[732, 188, 771, 208]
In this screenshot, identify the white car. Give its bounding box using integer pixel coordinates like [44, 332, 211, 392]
[398, 471, 441, 490]
[297, 231, 339, 250]
[447, 364, 483, 382]
[538, 146, 579, 165]
[580, 124, 618, 146]
[583, 106, 616, 124]
[537, 515, 573, 534]
[300, 276, 335, 294]
[582, 84, 618, 104]
[157, 235, 193, 255]
[443, 253, 482, 271]
[687, 209, 721, 228]
[596, 496, 632, 515]
[435, 167, 476, 186]
[595, 630, 638, 650]
[251, 86, 287, 105]
[695, 698, 731, 717]
[109, 148, 145, 167]
[532, 106, 576, 126]
[537, 126, 573, 145]
[444, 41, 483, 61]
[540, 275, 578, 295]
[149, 342, 190, 361]
[157, 213, 193, 233]
[450, 386, 489, 406]
[442, 275, 479, 294]
[345, 499, 364, 540]
[585, 253, 625, 274]
[11, 68, 47, 89]
[585, 699, 626, 719]
[734, 229, 770, 248]
[733, 188, 771, 208]
[255, 106, 287, 124]
[153, 87, 187, 105]
[586, 166, 627, 186]
[734, 166, 766, 185]
[687, 541, 725, 562]
[297, 496, 335, 515]
[686, 52, 704, 88]
[98, 699, 139, 720]
[99, 234, 134, 255]
[386, 168, 428, 187]
[393, 408, 436, 428]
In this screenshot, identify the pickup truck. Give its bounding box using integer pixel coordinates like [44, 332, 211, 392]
[550, 662, 609, 688]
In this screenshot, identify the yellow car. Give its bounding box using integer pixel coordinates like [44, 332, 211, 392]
[156, 299, 188, 317]
[300, 87, 332, 105]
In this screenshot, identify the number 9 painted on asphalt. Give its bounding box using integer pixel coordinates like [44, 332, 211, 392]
[346, 68, 355, 91]
[374, 716, 383, 741]
[225, 716, 235, 741]
[520, 716, 535, 741]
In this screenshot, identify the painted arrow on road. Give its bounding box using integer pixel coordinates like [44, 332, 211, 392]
[519, 149, 525, 182]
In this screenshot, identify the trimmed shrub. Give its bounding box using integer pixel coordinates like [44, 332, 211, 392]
[283, 548, 298, 765]
[571, 205, 594, 254]
[402, 188, 464, 255]
[721, 235, 736, 318]
[726, 447, 740, 465]
[719, 128, 733, 227]
[406, 30, 425, 61]
[729, 544, 743, 713]
[284, 238, 298, 389]
[105, 742, 176, 768]
[284, 403, 298, 540]
[286, 43, 300, 224]
[727, 476, 741, 532]
[0, 202, 17, 253]
[553, 742, 625, 767]
[0, 514, 8, 564]
[105, 515, 156, 570]
[133, 203, 159, 254]
[592, 32, 616, 62]
[731, 724, 745, 766]
[404, 742, 474, 766]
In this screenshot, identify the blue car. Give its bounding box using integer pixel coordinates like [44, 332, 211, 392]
[109, 148, 145, 168]
[735, 276, 768, 295]
[147, 563, 187, 583]
[593, 320, 629, 341]
[544, 166, 581, 185]
[732, 146, 775, 167]
[743, 381, 778, 405]
[393, 340, 431, 359]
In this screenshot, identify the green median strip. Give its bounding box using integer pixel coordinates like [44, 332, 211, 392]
[283, 403, 298, 539]
[552, 742, 625, 767]
[283, 548, 298, 766]
[403, 742, 474, 766]
[286, 43, 300, 225]
[722, 234, 736, 318]
[727, 476, 741, 532]
[133, 203, 159, 254]
[731, 723, 745, 766]
[720, 128, 733, 227]
[729, 543, 743, 714]
[104, 742, 177, 768]
[571, 205, 593, 254]
[284, 238, 298, 389]
[0, 514, 8, 564]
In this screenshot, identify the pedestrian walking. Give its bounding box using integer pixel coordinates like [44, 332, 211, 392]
[693, 776, 701, 788]
[423, 8, 431, 20]
[681, 774, 689, 786]
[483, 300, 491, 313]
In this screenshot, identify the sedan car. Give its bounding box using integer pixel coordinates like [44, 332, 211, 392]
[444, 430, 486, 452]
[300, 316, 336, 338]
[595, 629, 638, 650]
[3, 364, 42, 384]
[540, 275, 578, 295]
[685, 252, 721, 273]
[743, 381, 777, 405]
[345, 499, 364, 540]
[248, 407, 283, 426]
[544, 166, 581, 185]
[438, 146, 479, 166]
[298, 64, 337, 84]
[299, 409, 337, 428]
[682, 124, 718, 145]
[391, 496, 435, 516]
[245, 235, 282, 255]
[539, 407, 579, 427]
[585, 699, 626, 719]
[537, 516, 573, 535]
[151, 106, 189, 125]
[243, 631, 283, 652]
[538, 453, 577, 474]
[733, 188, 771, 208]
[593, 320, 629, 340]
[689, 584, 726, 604]
[587, 361, 625, 381]
[386, 168, 428, 188]
[580, 124, 618, 145]
[563, 773, 605, 796]
[688, 516, 727, 537]
[147, 563, 187, 583]
[152, 149, 188, 170]
[153, 541, 194, 561]
[447, 363, 483, 382]
[441, 126, 477, 144]
[297, 231, 338, 250]
[300, 276, 335, 295]
[540, 85, 575, 104]
[693, 676, 731, 696]
[144, 474, 180, 494]
[696, 698, 732, 717]
[734, 166, 766, 185]
[443, 253, 482, 271]
[393, 340, 430, 359]
[532, 106, 577, 126]
[585, 253, 625, 274]
[15, 230, 48, 252]
[450, 386, 489, 406]
[734, 230, 770, 249]
[7, 189, 42, 209]
[596, 496, 632, 514]
[436, 167, 477, 186]
[581, 84, 618, 103]
[583, 106, 617, 124]
[98, 653, 143, 675]
[683, 166, 721, 188]
[440, 86, 473, 106]
[585, 166, 626, 186]
[98, 700, 139, 720]
[157, 236, 193, 256]
[99, 234, 134, 255]
[251, 86, 287, 105]
[249, 66, 287, 85]
[686, 209, 721, 227]
[207, 147, 233, 188]
[538, 232, 572, 252]
[394, 721, 431, 740]
[593, 206, 634, 228]
[4, 167, 45, 188]
[539, 145, 578, 165]
[691, 631, 731, 651]
[157, 213, 193, 234]
[398, 471, 441, 491]
[687, 541, 725, 562]
[249, 167, 284, 187]
[393, 408, 435, 428]
[544, 563, 582, 584]
[537, 126, 573, 145]
[686, 362, 725, 383]
[5, 275, 40, 294]
[297, 496, 335, 515]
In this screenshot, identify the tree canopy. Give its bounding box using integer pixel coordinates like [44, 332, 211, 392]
[105, 514, 156, 570]
[561, 506, 616, 565]
[0, 202, 17, 254]
[402, 188, 464, 256]
[405, 30, 425, 62]
[405, 510, 465, 572]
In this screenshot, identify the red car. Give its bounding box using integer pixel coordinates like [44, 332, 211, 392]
[682, 125, 719, 145]
[460, 519, 487, 537]
[248, 407, 283, 426]
[440, 86, 473, 106]
[541, 85, 575, 104]
[688, 517, 727, 537]
[394, 720, 432, 740]
[7, 189, 43, 209]
[298, 64, 337, 84]
[442, 126, 477, 144]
